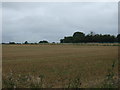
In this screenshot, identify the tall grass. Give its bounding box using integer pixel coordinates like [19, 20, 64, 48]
[2, 72, 82, 88]
[2, 45, 118, 88]
[2, 60, 118, 88]
[101, 60, 118, 88]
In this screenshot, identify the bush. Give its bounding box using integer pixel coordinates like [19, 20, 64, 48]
[9, 42, 15, 44]
[39, 40, 48, 43]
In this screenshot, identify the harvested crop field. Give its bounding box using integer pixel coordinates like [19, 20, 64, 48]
[2, 44, 118, 88]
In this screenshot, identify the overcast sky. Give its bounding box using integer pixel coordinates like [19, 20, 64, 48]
[2, 2, 118, 43]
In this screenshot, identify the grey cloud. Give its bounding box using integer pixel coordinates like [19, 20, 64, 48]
[2, 2, 118, 43]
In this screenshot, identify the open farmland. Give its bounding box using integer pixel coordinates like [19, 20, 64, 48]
[2, 44, 118, 88]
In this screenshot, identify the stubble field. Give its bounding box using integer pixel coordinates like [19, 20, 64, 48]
[2, 44, 118, 88]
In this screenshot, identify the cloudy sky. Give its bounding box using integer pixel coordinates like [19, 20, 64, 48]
[2, 2, 118, 43]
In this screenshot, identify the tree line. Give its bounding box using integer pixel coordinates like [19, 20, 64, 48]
[2, 31, 120, 44]
[2, 40, 49, 44]
[60, 32, 120, 43]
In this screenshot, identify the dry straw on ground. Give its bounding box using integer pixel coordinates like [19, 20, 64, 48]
[2, 44, 119, 88]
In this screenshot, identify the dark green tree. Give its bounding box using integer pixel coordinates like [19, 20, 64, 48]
[63, 36, 73, 43]
[39, 40, 48, 43]
[24, 41, 28, 44]
[117, 34, 120, 42]
[9, 42, 15, 44]
[73, 32, 85, 43]
[60, 31, 118, 43]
